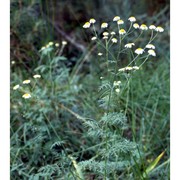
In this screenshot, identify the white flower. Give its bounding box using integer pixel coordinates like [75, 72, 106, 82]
[111, 31, 116, 35]
[23, 80, 31, 84]
[91, 36, 97, 41]
[148, 49, 156, 56]
[48, 42, 54, 46]
[13, 84, 20, 90]
[135, 48, 144, 55]
[100, 76, 104, 79]
[62, 41, 67, 45]
[128, 16, 136, 22]
[132, 66, 139, 70]
[118, 67, 127, 72]
[113, 81, 121, 86]
[155, 26, 164, 32]
[115, 88, 120, 93]
[55, 43, 59, 47]
[103, 36, 108, 39]
[118, 67, 131, 72]
[111, 38, 117, 43]
[118, 66, 139, 72]
[124, 43, 135, 48]
[11, 61, 15, 64]
[89, 18, 96, 24]
[140, 24, 148, 30]
[98, 52, 103, 56]
[101, 22, 108, 28]
[133, 23, 139, 29]
[83, 22, 91, 28]
[40, 46, 46, 51]
[103, 32, 109, 36]
[149, 25, 156, 30]
[125, 67, 133, 70]
[33, 74, 41, 79]
[145, 44, 155, 49]
[118, 68, 125, 72]
[22, 93, 31, 99]
[119, 29, 126, 35]
[113, 16, 120, 21]
[117, 19, 124, 25]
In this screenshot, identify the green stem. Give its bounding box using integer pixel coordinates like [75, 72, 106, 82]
[134, 31, 143, 43]
[105, 39, 109, 71]
[139, 56, 150, 68]
[43, 112, 60, 140]
[125, 78, 130, 116]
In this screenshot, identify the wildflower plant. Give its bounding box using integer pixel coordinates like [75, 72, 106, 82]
[10, 12, 167, 179]
[81, 16, 164, 178]
[10, 40, 85, 179]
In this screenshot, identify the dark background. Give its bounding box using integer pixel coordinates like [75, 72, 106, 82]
[10, 0, 170, 68]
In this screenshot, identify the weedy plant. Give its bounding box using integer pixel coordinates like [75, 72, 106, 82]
[79, 16, 165, 179]
[10, 15, 167, 180]
[11, 40, 87, 179]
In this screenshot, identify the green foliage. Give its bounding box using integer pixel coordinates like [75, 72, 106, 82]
[80, 160, 129, 176]
[11, 43, 84, 179]
[11, 1, 169, 179]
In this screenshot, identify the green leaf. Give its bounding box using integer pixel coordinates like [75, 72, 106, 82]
[143, 151, 165, 178]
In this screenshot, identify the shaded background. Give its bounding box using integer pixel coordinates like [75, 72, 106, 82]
[10, 0, 170, 69]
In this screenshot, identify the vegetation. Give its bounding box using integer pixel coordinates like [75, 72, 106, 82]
[10, 0, 170, 179]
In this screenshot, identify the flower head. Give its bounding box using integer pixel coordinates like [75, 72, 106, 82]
[135, 48, 144, 55]
[13, 84, 20, 90]
[23, 80, 31, 84]
[62, 41, 67, 45]
[118, 66, 139, 72]
[126, 67, 134, 71]
[83, 22, 91, 28]
[55, 43, 59, 47]
[117, 19, 124, 25]
[103, 36, 108, 39]
[128, 16, 136, 22]
[119, 67, 132, 72]
[149, 25, 156, 30]
[115, 88, 120, 93]
[98, 52, 103, 56]
[140, 24, 148, 30]
[111, 38, 118, 43]
[133, 66, 140, 70]
[155, 26, 164, 32]
[48, 42, 54, 46]
[113, 16, 120, 21]
[33, 74, 41, 79]
[124, 43, 135, 48]
[89, 18, 96, 24]
[145, 44, 155, 49]
[119, 29, 126, 35]
[148, 49, 156, 56]
[113, 81, 121, 86]
[101, 22, 108, 28]
[103, 32, 109, 36]
[111, 31, 116, 35]
[133, 23, 140, 29]
[40, 46, 46, 51]
[91, 36, 97, 41]
[22, 93, 31, 99]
